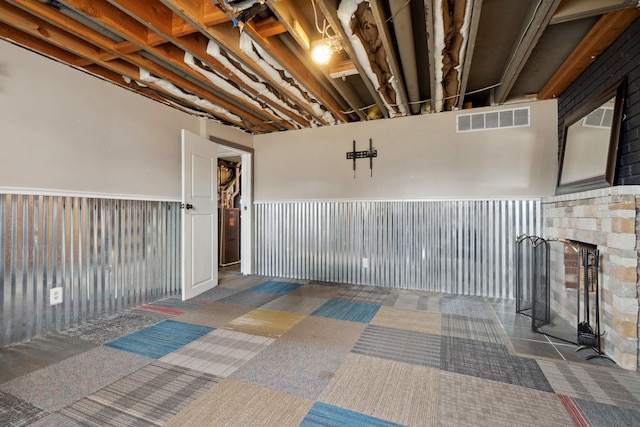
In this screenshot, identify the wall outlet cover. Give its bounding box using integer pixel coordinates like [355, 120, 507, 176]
[50, 287, 63, 305]
[362, 257, 369, 269]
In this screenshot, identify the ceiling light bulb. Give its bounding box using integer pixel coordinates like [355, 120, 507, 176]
[311, 42, 332, 64]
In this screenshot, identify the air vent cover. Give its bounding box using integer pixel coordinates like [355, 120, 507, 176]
[457, 107, 530, 132]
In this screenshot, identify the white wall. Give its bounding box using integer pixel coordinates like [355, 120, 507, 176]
[254, 100, 559, 201]
[0, 40, 250, 200]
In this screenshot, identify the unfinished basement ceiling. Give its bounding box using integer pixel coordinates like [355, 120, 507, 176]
[0, 0, 638, 134]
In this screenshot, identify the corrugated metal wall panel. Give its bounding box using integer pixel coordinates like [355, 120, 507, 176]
[0, 194, 181, 348]
[255, 200, 540, 298]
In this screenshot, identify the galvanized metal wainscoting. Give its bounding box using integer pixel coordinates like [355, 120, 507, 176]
[255, 200, 540, 298]
[0, 194, 181, 347]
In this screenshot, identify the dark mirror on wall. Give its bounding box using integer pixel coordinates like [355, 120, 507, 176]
[556, 77, 627, 195]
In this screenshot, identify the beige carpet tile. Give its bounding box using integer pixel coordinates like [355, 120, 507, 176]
[280, 316, 367, 351]
[538, 360, 640, 410]
[289, 284, 344, 299]
[370, 306, 442, 335]
[438, 370, 572, 427]
[319, 353, 440, 427]
[56, 362, 221, 426]
[261, 295, 328, 314]
[174, 302, 253, 328]
[160, 329, 275, 377]
[222, 309, 306, 338]
[167, 378, 313, 427]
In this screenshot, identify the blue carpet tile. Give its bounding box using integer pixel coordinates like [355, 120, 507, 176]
[248, 280, 303, 295]
[105, 320, 214, 359]
[311, 300, 380, 323]
[301, 402, 406, 427]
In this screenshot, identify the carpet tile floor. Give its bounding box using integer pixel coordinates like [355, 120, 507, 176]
[2, 272, 640, 426]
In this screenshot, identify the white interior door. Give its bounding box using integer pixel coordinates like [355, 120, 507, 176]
[181, 129, 218, 300]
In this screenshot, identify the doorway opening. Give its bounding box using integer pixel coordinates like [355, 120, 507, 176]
[213, 137, 253, 276]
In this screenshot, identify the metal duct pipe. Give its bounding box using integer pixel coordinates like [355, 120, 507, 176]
[389, 0, 420, 114]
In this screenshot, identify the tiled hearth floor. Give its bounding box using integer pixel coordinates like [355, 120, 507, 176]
[1, 272, 637, 426]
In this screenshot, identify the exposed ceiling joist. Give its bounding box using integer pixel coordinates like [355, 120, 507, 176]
[4, 0, 274, 132]
[159, 0, 333, 126]
[315, 0, 390, 118]
[494, 0, 561, 104]
[107, 0, 311, 128]
[369, 0, 410, 115]
[455, 0, 482, 109]
[267, 0, 367, 121]
[1, 0, 635, 133]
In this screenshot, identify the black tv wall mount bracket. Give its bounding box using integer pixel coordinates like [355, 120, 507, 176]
[346, 138, 377, 178]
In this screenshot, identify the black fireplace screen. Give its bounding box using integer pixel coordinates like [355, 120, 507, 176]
[515, 235, 550, 330]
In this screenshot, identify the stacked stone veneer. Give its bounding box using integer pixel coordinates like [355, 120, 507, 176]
[543, 186, 640, 370]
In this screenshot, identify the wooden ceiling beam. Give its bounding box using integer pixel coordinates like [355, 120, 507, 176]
[2, 1, 271, 133]
[212, 0, 351, 124]
[494, 0, 561, 104]
[0, 25, 182, 108]
[0, 21, 85, 64]
[314, 0, 389, 119]
[267, 0, 366, 121]
[254, 16, 287, 38]
[203, 2, 228, 26]
[160, 0, 330, 125]
[51, 0, 285, 130]
[539, 7, 640, 99]
[108, 0, 307, 128]
[244, 19, 351, 124]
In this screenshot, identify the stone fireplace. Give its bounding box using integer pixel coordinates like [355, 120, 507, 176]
[543, 186, 640, 370]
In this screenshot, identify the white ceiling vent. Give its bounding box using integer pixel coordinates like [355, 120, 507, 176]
[457, 107, 530, 132]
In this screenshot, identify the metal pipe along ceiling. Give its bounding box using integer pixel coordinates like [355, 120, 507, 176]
[389, 0, 420, 114]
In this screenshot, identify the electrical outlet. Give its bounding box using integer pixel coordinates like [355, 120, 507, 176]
[362, 257, 369, 269]
[50, 287, 63, 305]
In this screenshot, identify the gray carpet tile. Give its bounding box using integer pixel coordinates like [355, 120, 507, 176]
[0, 391, 48, 427]
[538, 360, 640, 409]
[384, 292, 441, 312]
[334, 285, 390, 305]
[0, 346, 152, 412]
[147, 297, 206, 311]
[352, 324, 441, 368]
[0, 334, 98, 384]
[230, 340, 349, 400]
[217, 290, 282, 308]
[440, 336, 553, 392]
[57, 362, 221, 426]
[194, 286, 243, 302]
[441, 296, 496, 319]
[442, 314, 511, 346]
[59, 311, 164, 345]
[576, 396, 640, 426]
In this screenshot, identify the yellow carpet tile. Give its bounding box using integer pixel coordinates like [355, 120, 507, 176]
[222, 309, 306, 338]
